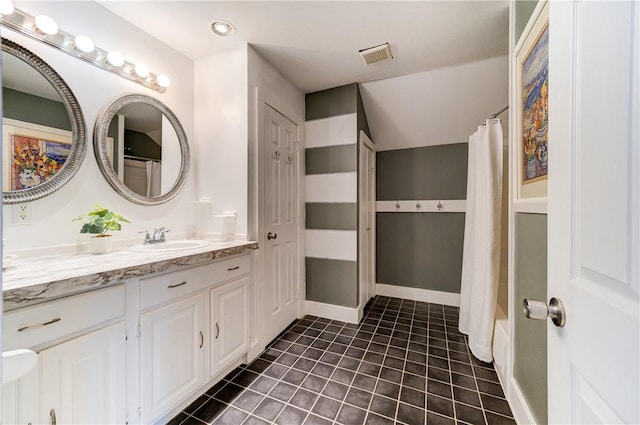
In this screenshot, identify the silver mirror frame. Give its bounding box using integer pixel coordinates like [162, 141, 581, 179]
[93, 93, 190, 205]
[2, 37, 87, 204]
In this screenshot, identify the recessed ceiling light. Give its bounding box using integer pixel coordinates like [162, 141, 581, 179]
[211, 20, 235, 37]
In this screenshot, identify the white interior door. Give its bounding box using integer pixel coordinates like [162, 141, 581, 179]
[263, 104, 300, 344]
[548, 1, 639, 423]
[359, 132, 376, 309]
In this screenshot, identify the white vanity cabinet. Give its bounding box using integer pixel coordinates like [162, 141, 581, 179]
[210, 276, 250, 377]
[139, 293, 205, 422]
[136, 253, 252, 423]
[2, 285, 126, 425]
[2, 246, 256, 425]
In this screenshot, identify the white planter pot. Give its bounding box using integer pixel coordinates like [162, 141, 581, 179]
[89, 235, 113, 254]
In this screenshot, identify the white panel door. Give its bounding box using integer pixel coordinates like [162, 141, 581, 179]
[548, 1, 639, 423]
[359, 132, 376, 309]
[139, 293, 204, 422]
[40, 322, 126, 425]
[263, 105, 300, 344]
[211, 277, 250, 376]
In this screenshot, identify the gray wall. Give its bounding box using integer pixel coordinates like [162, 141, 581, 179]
[515, 0, 539, 43]
[514, 213, 547, 424]
[3, 87, 71, 131]
[305, 83, 370, 308]
[376, 143, 468, 292]
[377, 144, 468, 201]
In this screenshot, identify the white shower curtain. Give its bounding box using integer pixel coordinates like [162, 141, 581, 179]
[145, 160, 162, 197]
[459, 118, 503, 363]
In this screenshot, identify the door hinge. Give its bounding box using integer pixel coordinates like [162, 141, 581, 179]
[296, 288, 300, 300]
[136, 323, 141, 339]
[137, 407, 142, 417]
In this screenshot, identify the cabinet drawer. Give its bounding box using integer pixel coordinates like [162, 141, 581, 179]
[3, 285, 125, 351]
[140, 254, 249, 311]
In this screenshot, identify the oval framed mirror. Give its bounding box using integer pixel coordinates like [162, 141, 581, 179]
[93, 94, 190, 205]
[2, 38, 87, 204]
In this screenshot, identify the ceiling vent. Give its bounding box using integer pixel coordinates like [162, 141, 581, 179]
[359, 43, 393, 66]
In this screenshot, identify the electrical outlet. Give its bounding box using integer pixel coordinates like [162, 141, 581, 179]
[12, 204, 32, 224]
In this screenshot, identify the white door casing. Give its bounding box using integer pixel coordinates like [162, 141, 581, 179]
[263, 104, 301, 344]
[548, 1, 639, 424]
[359, 131, 376, 311]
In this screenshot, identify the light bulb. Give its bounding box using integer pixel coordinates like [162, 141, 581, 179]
[134, 63, 149, 78]
[156, 74, 171, 88]
[214, 23, 229, 34]
[34, 15, 58, 35]
[0, 0, 14, 15]
[74, 35, 94, 53]
[107, 51, 124, 67]
[211, 20, 235, 37]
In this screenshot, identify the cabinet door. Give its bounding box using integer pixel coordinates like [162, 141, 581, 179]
[210, 277, 249, 376]
[2, 361, 41, 425]
[140, 293, 204, 422]
[40, 322, 126, 425]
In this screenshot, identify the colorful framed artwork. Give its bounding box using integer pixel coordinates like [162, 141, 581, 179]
[516, 1, 549, 199]
[2, 118, 72, 191]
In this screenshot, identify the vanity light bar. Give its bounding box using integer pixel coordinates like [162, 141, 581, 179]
[0, 6, 170, 92]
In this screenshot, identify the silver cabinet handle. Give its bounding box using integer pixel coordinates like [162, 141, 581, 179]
[523, 297, 566, 327]
[50, 408, 56, 425]
[167, 281, 187, 289]
[215, 322, 220, 339]
[227, 266, 240, 271]
[199, 331, 204, 349]
[18, 317, 61, 332]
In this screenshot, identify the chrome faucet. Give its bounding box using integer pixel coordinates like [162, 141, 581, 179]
[142, 227, 171, 244]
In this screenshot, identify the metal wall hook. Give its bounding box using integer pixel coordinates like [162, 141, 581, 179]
[415, 201, 421, 210]
[395, 202, 400, 210]
[437, 201, 443, 211]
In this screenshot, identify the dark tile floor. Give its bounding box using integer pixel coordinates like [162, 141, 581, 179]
[167, 296, 516, 425]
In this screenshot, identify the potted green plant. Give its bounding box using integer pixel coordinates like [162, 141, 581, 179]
[74, 205, 130, 254]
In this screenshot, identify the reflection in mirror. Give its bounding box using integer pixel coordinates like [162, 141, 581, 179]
[94, 94, 189, 205]
[1, 38, 86, 204]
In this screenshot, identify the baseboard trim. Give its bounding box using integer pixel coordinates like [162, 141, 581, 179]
[375, 283, 460, 307]
[305, 300, 360, 324]
[509, 377, 538, 425]
[492, 306, 509, 387]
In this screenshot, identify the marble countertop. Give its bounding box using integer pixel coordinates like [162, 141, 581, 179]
[2, 240, 258, 312]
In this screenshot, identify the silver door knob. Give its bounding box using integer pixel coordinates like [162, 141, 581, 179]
[267, 232, 278, 240]
[522, 297, 566, 327]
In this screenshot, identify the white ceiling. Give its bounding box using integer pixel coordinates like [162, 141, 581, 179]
[93, 1, 511, 150]
[98, 0, 509, 94]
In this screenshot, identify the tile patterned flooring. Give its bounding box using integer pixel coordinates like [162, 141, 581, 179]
[167, 296, 516, 425]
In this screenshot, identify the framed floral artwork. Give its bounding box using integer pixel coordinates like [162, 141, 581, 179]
[2, 118, 72, 191]
[516, 1, 549, 199]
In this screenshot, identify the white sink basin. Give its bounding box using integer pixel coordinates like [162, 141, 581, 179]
[129, 240, 211, 253]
